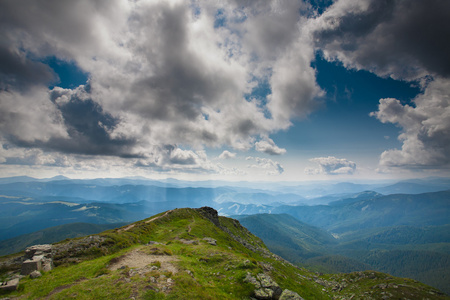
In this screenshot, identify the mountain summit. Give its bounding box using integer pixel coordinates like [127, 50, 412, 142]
[0, 207, 447, 299]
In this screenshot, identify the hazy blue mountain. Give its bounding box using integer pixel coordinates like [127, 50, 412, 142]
[336, 224, 450, 246]
[0, 176, 37, 184]
[328, 191, 383, 206]
[0, 196, 151, 241]
[213, 202, 273, 216]
[237, 213, 450, 295]
[273, 190, 450, 233]
[373, 181, 450, 195]
[0, 222, 127, 256]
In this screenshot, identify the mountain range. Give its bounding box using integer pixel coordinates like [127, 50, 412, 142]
[1, 176, 449, 296]
[0, 207, 447, 299]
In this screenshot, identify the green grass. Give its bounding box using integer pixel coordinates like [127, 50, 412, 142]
[1, 207, 448, 299]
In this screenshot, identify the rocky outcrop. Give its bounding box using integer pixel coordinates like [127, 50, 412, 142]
[244, 272, 303, 300]
[196, 206, 220, 227]
[202, 237, 217, 246]
[21, 244, 53, 275]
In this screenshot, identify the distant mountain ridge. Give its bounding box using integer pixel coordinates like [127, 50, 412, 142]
[0, 222, 127, 256]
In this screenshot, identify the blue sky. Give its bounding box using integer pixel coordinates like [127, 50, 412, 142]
[0, 0, 449, 181]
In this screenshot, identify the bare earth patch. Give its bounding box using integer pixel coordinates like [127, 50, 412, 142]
[108, 248, 178, 274]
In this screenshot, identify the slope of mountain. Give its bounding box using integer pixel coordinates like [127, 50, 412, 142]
[235, 214, 337, 263]
[0, 222, 127, 256]
[238, 213, 450, 295]
[1, 207, 447, 300]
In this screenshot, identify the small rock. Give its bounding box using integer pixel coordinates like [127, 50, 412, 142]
[254, 287, 274, 299]
[279, 289, 304, 300]
[0, 278, 20, 292]
[147, 241, 161, 245]
[29, 270, 42, 279]
[203, 237, 217, 246]
[245, 272, 282, 300]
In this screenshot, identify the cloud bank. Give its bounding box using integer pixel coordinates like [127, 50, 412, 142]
[1, 0, 449, 177]
[309, 0, 450, 171]
[305, 156, 357, 175]
[0, 0, 321, 175]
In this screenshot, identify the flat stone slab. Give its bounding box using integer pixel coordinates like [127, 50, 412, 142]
[25, 244, 52, 259]
[0, 278, 19, 291]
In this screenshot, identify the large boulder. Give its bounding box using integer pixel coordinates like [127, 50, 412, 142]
[245, 272, 283, 300]
[21, 244, 53, 275]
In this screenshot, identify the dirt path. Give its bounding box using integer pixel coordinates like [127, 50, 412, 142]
[145, 209, 174, 224]
[108, 248, 178, 274]
[119, 209, 175, 233]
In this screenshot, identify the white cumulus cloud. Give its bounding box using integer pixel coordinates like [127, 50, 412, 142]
[0, 0, 322, 176]
[255, 137, 286, 155]
[219, 150, 237, 160]
[305, 156, 356, 175]
[246, 156, 284, 175]
[370, 78, 450, 169]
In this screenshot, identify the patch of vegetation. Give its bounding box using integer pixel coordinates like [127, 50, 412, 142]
[1, 207, 448, 299]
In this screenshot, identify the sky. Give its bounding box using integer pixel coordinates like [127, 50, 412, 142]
[0, 0, 449, 181]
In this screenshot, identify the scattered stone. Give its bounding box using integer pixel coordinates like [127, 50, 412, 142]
[203, 237, 217, 246]
[25, 244, 52, 260]
[258, 262, 274, 271]
[255, 287, 276, 299]
[21, 244, 53, 275]
[179, 239, 197, 245]
[29, 270, 42, 279]
[0, 278, 19, 292]
[279, 289, 304, 300]
[147, 241, 161, 245]
[245, 272, 283, 300]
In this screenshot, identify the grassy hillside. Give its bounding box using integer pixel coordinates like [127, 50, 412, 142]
[238, 213, 450, 295]
[1, 207, 447, 299]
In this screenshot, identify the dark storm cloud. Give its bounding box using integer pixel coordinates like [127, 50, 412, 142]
[125, 2, 241, 121]
[0, 46, 57, 90]
[45, 87, 137, 157]
[313, 0, 450, 79]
